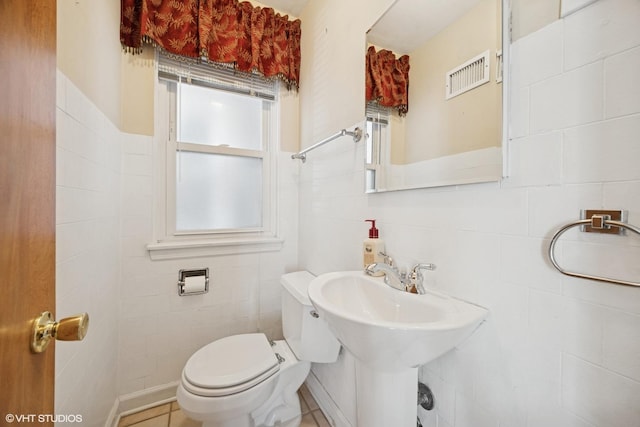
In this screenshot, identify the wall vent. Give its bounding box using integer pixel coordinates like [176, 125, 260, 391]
[445, 50, 490, 100]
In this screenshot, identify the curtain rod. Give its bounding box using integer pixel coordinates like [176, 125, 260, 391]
[291, 127, 363, 163]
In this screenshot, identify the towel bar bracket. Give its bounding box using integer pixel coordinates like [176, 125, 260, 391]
[580, 209, 626, 234]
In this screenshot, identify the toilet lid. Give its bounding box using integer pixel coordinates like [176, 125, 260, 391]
[183, 333, 279, 396]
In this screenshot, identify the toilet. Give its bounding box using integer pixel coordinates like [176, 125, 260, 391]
[176, 271, 341, 427]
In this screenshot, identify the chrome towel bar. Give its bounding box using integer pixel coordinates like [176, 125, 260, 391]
[291, 127, 363, 163]
[548, 213, 640, 288]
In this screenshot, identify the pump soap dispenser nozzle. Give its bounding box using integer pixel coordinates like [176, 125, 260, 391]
[365, 219, 379, 238]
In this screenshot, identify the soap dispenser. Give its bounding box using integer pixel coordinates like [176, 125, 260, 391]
[363, 219, 385, 269]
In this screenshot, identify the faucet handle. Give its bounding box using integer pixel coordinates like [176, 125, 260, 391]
[409, 263, 436, 294]
[378, 251, 394, 267]
[412, 263, 436, 273]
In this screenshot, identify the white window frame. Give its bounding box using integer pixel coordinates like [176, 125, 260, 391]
[147, 62, 282, 260]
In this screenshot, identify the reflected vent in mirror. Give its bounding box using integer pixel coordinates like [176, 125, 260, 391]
[445, 50, 490, 100]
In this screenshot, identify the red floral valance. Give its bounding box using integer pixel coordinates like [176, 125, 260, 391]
[120, 0, 302, 90]
[365, 46, 410, 115]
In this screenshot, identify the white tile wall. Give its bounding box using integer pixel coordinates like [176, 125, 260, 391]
[564, 116, 640, 183]
[562, 353, 640, 427]
[55, 71, 121, 425]
[605, 47, 640, 118]
[530, 61, 603, 133]
[298, 1, 640, 426]
[563, 0, 640, 70]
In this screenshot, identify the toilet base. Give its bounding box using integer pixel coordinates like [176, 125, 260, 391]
[200, 413, 301, 427]
[201, 416, 252, 427]
[251, 341, 310, 427]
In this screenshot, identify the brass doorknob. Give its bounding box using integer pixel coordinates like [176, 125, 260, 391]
[31, 311, 89, 353]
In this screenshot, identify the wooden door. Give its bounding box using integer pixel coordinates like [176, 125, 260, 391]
[0, 0, 57, 422]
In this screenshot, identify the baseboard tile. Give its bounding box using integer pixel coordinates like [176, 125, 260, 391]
[305, 372, 352, 427]
[106, 381, 179, 427]
[104, 398, 119, 427]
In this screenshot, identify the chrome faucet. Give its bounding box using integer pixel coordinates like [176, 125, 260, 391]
[364, 260, 436, 294]
[365, 262, 407, 291]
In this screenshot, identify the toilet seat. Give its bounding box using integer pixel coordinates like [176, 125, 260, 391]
[182, 333, 280, 397]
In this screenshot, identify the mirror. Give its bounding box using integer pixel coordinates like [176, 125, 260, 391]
[365, 0, 508, 192]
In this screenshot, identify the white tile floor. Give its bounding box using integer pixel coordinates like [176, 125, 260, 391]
[118, 384, 331, 427]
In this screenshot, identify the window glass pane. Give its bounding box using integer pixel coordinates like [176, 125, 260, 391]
[365, 119, 374, 165]
[366, 118, 387, 166]
[176, 152, 263, 231]
[178, 83, 263, 150]
[365, 169, 376, 192]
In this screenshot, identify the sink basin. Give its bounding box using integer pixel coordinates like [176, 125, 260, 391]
[308, 271, 489, 427]
[308, 271, 488, 371]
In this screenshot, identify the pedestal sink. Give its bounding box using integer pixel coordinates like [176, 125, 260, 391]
[307, 271, 488, 427]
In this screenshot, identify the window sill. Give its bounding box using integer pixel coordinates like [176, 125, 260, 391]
[147, 236, 284, 260]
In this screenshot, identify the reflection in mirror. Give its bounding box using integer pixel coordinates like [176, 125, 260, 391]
[365, 0, 507, 192]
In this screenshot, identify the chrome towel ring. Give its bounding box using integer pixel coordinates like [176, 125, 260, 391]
[548, 214, 640, 288]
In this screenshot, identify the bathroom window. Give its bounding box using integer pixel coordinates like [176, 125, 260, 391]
[364, 105, 390, 193]
[149, 52, 281, 258]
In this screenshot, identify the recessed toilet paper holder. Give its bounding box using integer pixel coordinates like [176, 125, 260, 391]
[178, 268, 209, 296]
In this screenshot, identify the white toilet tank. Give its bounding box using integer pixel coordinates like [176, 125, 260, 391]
[280, 271, 341, 363]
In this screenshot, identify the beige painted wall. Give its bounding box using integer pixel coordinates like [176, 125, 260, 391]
[57, 0, 155, 135]
[57, 0, 122, 128]
[402, 0, 502, 163]
[120, 50, 156, 135]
